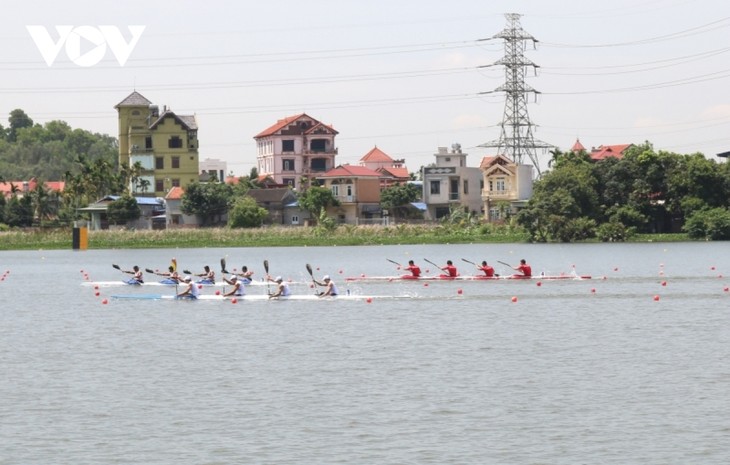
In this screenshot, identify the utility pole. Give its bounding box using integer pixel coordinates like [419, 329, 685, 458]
[479, 13, 552, 174]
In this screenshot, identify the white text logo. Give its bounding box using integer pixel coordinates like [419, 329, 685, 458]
[26, 25, 145, 67]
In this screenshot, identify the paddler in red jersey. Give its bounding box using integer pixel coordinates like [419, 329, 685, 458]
[439, 260, 458, 278]
[402, 260, 421, 279]
[477, 261, 495, 277]
[513, 259, 532, 278]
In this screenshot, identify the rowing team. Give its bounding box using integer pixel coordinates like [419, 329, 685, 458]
[118, 264, 254, 285]
[400, 259, 532, 279]
[119, 265, 339, 300]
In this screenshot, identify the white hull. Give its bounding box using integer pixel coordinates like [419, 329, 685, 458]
[110, 293, 384, 301]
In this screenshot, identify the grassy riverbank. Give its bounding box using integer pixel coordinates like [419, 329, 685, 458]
[0, 225, 691, 251]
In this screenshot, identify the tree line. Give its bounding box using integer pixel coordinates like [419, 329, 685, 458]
[516, 143, 730, 241]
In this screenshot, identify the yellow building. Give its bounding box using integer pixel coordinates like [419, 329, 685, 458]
[115, 91, 199, 197]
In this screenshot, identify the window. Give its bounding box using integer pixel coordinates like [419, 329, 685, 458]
[145, 136, 153, 149]
[171, 179, 180, 187]
[172, 156, 180, 169]
[155, 179, 164, 192]
[331, 185, 340, 196]
[463, 180, 469, 195]
[430, 180, 440, 195]
[168, 136, 183, 148]
[283, 178, 295, 187]
[311, 158, 326, 171]
[346, 184, 353, 196]
[282, 140, 294, 152]
[495, 178, 506, 191]
[310, 139, 326, 152]
[282, 159, 295, 171]
[291, 215, 299, 225]
[155, 157, 164, 169]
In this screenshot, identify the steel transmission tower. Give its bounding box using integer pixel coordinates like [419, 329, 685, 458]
[479, 13, 551, 173]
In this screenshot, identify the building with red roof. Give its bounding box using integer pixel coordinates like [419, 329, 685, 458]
[254, 113, 338, 191]
[316, 164, 383, 224]
[358, 146, 410, 187]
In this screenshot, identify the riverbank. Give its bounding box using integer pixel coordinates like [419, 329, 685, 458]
[0, 224, 690, 250]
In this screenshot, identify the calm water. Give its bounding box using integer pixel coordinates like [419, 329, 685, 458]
[1, 242, 729, 464]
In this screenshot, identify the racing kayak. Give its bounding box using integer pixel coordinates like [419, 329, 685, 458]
[109, 293, 385, 301]
[345, 273, 591, 282]
[84, 279, 276, 287]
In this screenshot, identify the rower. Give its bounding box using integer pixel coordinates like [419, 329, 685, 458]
[477, 261, 495, 277]
[124, 265, 144, 284]
[439, 260, 458, 278]
[267, 275, 291, 299]
[512, 259, 532, 277]
[195, 265, 215, 284]
[177, 276, 199, 299]
[313, 274, 338, 296]
[402, 260, 421, 279]
[223, 274, 244, 297]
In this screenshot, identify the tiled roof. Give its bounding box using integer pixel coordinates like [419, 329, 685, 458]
[149, 110, 198, 131]
[571, 138, 586, 152]
[590, 144, 632, 161]
[254, 113, 338, 138]
[0, 180, 65, 197]
[115, 91, 153, 108]
[165, 186, 184, 200]
[378, 167, 410, 179]
[319, 164, 381, 178]
[360, 146, 393, 163]
[479, 155, 513, 169]
[255, 114, 307, 138]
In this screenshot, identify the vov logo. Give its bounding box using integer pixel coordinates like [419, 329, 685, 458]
[26, 25, 145, 67]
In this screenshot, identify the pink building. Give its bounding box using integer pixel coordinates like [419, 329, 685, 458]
[254, 114, 338, 191]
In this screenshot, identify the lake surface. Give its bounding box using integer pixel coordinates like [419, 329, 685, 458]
[1, 242, 729, 464]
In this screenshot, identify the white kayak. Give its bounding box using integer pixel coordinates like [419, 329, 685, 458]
[109, 293, 385, 301]
[84, 279, 281, 287]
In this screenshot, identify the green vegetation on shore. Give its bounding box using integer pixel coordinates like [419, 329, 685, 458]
[0, 225, 691, 251]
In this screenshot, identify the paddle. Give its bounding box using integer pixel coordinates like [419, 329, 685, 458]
[461, 258, 476, 265]
[145, 268, 161, 275]
[423, 258, 441, 270]
[386, 258, 402, 267]
[306, 263, 319, 295]
[221, 258, 229, 274]
[497, 260, 513, 268]
[183, 269, 192, 275]
[113, 264, 133, 274]
[264, 259, 270, 294]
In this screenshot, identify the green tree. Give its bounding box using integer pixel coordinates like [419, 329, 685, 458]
[5, 194, 33, 227]
[181, 181, 233, 226]
[297, 185, 339, 221]
[380, 183, 420, 218]
[683, 207, 730, 240]
[228, 196, 268, 228]
[106, 194, 141, 226]
[7, 109, 33, 142]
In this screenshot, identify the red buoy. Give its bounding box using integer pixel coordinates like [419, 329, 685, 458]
[511, 296, 518, 303]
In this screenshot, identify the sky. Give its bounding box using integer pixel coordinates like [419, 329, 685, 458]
[2, 0, 730, 176]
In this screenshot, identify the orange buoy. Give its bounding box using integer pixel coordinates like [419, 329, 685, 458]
[511, 296, 517, 303]
[102, 299, 108, 304]
[653, 295, 660, 301]
[231, 298, 237, 304]
[215, 290, 220, 295]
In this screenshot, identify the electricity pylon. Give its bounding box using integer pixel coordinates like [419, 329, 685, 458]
[479, 13, 552, 174]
